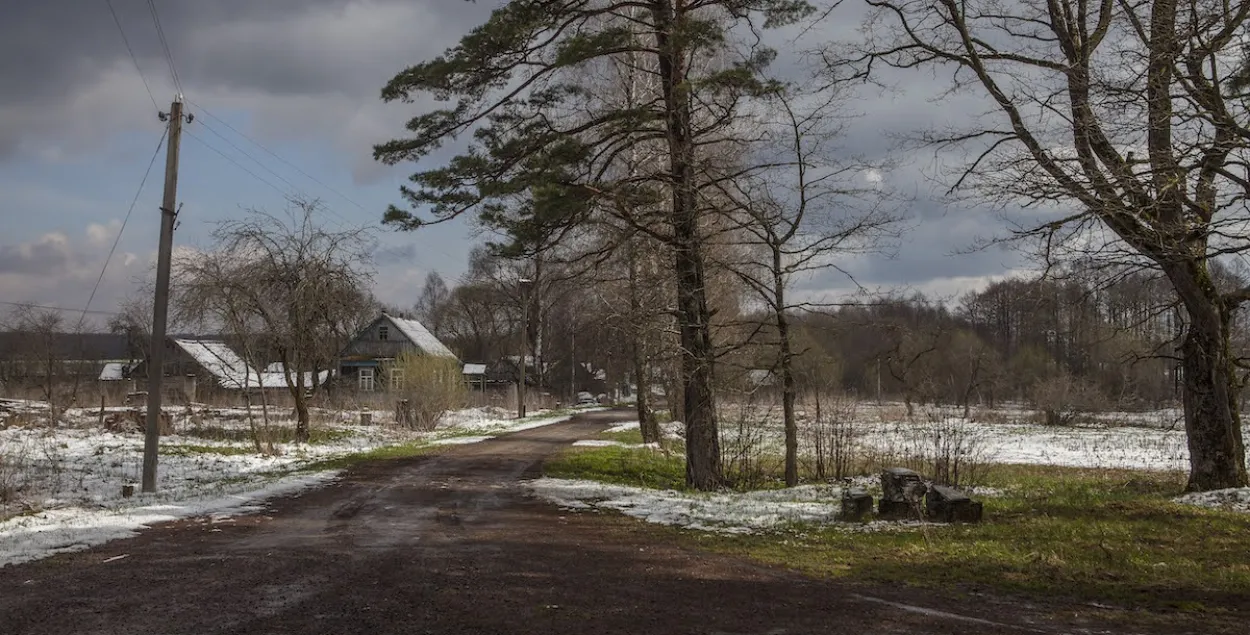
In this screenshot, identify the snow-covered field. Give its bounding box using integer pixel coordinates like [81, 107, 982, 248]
[549, 405, 1250, 533]
[0, 402, 577, 567]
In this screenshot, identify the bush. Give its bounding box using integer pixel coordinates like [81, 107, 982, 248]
[392, 353, 468, 430]
[1031, 374, 1106, 426]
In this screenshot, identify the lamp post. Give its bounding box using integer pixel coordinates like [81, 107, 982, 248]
[518, 277, 532, 418]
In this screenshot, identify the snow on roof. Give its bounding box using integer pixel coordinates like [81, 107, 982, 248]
[98, 362, 127, 381]
[172, 339, 328, 389]
[462, 363, 487, 375]
[386, 315, 457, 358]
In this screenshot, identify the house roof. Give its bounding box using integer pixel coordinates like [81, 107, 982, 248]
[98, 362, 128, 381]
[385, 314, 457, 358]
[462, 363, 487, 375]
[172, 338, 328, 389]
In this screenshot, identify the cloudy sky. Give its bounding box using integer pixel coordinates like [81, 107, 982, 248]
[0, 0, 1025, 327]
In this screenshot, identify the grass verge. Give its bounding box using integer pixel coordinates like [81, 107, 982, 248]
[545, 445, 687, 490]
[303, 441, 436, 471]
[544, 447, 1250, 613]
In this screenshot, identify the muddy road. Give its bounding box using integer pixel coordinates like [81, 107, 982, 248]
[0, 409, 1194, 634]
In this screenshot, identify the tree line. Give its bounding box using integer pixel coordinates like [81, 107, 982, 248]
[374, 0, 1250, 492]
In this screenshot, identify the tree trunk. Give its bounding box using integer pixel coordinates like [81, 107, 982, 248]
[1167, 262, 1248, 491]
[654, 0, 721, 490]
[628, 238, 661, 444]
[775, 261, 798, 487]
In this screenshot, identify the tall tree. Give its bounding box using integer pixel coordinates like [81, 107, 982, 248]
[712, 80, 900, 486]
[414, 271, 451, 337]
[852, 0, 1250, 490]
[374, 0, 817, 489]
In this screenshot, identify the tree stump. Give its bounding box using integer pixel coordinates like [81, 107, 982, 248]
[840, 488, 873, 522]
[924, 485, 983, 523]
[879, 467, 926, 520]
[359, 411, 373, 426]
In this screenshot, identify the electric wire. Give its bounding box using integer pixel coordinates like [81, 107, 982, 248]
[185, 98, 371, 213]
[145, 0, 182, 95]
[76, 127, 169, 332]
[103, 0, 160, 111]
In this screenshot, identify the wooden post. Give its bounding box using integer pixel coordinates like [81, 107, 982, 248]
[142, 97, 185, 493]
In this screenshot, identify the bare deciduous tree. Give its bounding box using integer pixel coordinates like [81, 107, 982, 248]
[849, 0, 1250, 489]
[180, 199, 374, 442]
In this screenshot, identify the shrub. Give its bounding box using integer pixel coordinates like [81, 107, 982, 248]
[391, 353, 468, 430]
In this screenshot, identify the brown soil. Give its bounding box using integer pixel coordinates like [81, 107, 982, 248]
[0, 409, 1235, 634]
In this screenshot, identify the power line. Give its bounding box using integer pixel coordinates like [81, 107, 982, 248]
[103, 0, 159, 111]
[184, 124, 357, 230]
[0, 300, 119, 317]
[183, 128, 294, 198]
[184, 98, 371, 213]
[76, 127, 168, 332]
[195, 119, 307, 201]
[145, 0, 182, 95]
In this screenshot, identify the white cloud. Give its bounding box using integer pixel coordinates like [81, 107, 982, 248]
[86, 220, 122, 248]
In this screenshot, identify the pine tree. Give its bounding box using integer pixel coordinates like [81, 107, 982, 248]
[374, 0, 814, 489]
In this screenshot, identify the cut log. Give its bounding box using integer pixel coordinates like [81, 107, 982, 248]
[840, 488, 873, 522]
[879, 467, 926, 520]
[925, 484, 983, 523]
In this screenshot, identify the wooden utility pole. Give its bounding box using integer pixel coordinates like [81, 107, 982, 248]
[518, 277, 532, 418]
[142, 98, 185, 493]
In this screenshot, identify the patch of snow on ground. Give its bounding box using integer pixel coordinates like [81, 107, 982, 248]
[602, 420, 684, 438]
[430, 436, 495, 446]
[0, 404, 580, 567]
[530, 478, 848, 534]
[571, 439, 660, 449]
[0, 471, 336, 568]
[1174, 488, 1250, 513]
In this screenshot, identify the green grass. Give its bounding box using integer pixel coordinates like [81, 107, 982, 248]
[302, 441, 435, 471]
[700, 465, 1250, 611]
[544, 450, 1250, 612]
[161, 444, 255, 457]
[545, 445, 687, 490]
[180, 424, 354, 444]
[600, 427, 645, 444]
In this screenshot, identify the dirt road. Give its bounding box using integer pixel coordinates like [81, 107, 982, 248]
[0, 410, 1193, 634]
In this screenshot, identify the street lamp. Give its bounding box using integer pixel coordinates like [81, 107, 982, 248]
[518, 277, 533, 418]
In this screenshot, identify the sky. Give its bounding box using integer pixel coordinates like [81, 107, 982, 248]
[0, 0, 1029, 328]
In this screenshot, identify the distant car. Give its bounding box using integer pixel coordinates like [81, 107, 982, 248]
[575, 391, 598, 406]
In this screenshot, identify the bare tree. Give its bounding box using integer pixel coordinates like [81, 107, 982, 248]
[711, 79, 901, 486]
[183, 199, 374, 442]
[849, 0, 1250, 489]
[4, 305, 66, 419]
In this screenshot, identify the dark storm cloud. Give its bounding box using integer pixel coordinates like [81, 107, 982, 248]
[0, 0, 491, 160]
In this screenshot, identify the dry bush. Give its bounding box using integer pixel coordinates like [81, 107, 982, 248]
[393, 353, 468, 431]
[862, 406, 991, 489]
[1031, 374, 1106, 426]
[919, 407, 990, 488]
[801, 393, 860, 480]
[719, 395, 779, 489]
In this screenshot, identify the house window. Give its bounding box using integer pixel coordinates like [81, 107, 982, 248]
[390, 368, 405, 391]
[359, 368, 375, 392]
[379, 326, 389, 341]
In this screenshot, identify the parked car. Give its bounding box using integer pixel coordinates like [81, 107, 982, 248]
[575, 391, 597, 406]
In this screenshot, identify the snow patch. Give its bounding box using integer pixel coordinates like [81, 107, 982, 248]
[530, 478, 851, 534]
[571, 439, 660, 449]
[1174, 488, 1250, 513]
[0, 471, 336, 568]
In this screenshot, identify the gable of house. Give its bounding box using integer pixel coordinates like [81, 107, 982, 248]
[339, 314, 457, 363]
